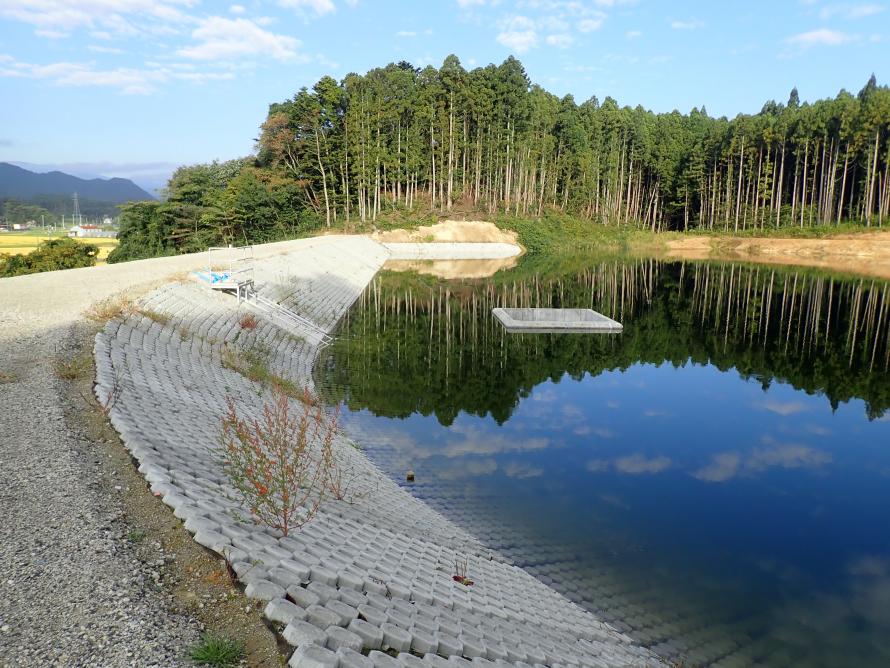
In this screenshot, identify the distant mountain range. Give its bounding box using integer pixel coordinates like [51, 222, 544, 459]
[0, 162, 155, 203]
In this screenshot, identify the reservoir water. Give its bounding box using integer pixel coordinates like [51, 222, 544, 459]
[316, 256, 890, 667]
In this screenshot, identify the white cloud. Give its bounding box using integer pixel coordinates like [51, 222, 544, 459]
[497, 15, 538, 52]
[693, 452, 741, 482]
[578, 17, 604, 32]
[786, 28, 857, 46]
[396, 30, 417, 37]
[626, 29, 642, 38]
[587, 453, 672, 474]
[279, 0, 336, 15]
[819, 3, 884, 19]
[586, 459, 610, 472]
[504, 461, 544, 479]
[670, 19, 704, 30]
[747, 442, 831, 471]
[230, 4, 246, 14]
[457, 0, 486, 6]
[497, 31, 537, 52]
[0, 56, 234, 94]
[614, 453, 671, 474]
[35, 29, 69, 39]
[178, 17, 301, 61]
[756, 399, 809, 416]
[0, 0, 196, 34]
[87, 44, 125, 54]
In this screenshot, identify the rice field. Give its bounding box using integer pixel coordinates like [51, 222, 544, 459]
[0, 232, 118, 263]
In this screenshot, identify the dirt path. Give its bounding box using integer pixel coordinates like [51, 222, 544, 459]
[664, 231, 890, 280]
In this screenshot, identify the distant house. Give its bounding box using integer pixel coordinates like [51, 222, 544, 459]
[102, 216, 114, 226]
[68, 224, 117, 239]
[12, 222, 32, 231]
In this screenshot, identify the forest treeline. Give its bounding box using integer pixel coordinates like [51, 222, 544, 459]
[110, 56, 889, 263]
[321, 260, 890, 423]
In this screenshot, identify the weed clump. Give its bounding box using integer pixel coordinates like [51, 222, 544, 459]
[188, 633, 245, 667]
[220, 344, 304, 401]
[84, 295, 135, 325]
[135, 307, 171, 326]
[53, 355, 92, 380]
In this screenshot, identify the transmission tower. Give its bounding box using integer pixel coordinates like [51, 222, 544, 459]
[72, 192, 82, 226]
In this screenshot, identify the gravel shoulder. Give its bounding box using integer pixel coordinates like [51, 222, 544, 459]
[0, 321, 202, 667]
[0, 240, 325, 667]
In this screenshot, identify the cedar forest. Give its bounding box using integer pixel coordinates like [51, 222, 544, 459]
[109, 56, 890, 263]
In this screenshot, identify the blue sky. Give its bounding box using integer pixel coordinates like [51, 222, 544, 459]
[0, 0, 887, 192]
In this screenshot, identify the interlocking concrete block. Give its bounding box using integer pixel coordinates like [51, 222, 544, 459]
[346, 618, 384, 651]
[386, 610, 412, 630]
[288, 643, 340, 668]
[410, 627, 439, 654]
[288, 585, 322, 608]
[336, 648, 373, 668]
[307, 604, 341, 630]
[396, 653, 426, 668]
[484, 643, 508, 661]
[357, 604, 387, 628]
[269, 567, 305, 589]
[307, 581, 340, 605]
[437, 634, 463, 657]
[245, 579, 286, 602]
[460, 636, 486, 659]
[310, 565, 339, 586]
[193, 529, 230, 552]
[337, 588, 366, 609]
[325, 626, 364, 653]
[326, 599, 358, 626]
[283, 620, 327, 647]
[380, 622, 412, 653]
[422, 655, 452, 668]
[266, 598, 308, 626]
[368, 651, 401, 668]
[365, 593, 390, 611]
[337, 570, 365, 591]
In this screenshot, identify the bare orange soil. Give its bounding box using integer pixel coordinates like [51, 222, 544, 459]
[383, 255, 519, 279]
[370, 220, 519, 245]
[665, 231, 890, 280]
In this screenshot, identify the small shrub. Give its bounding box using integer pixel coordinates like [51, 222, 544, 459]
[0, 371, 18, 384]
[188, 633, 245, 667]
[238, 313, 258, 330]
[53, 355, 91, 380]
[218, 386, 338, 536]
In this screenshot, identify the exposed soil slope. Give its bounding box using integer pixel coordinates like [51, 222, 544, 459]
[665, 231, 890, 280]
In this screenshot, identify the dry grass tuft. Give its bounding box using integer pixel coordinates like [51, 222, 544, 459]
[53, 354, 92, 380]
[0, 370, 19, 384]
[84, 295, 135, 325]
[135, 307, 172, 326]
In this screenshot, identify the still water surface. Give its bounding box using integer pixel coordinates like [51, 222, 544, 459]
[316, 257, 890, 667]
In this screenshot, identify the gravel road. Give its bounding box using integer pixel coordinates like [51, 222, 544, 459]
[0, 243, 319, 667]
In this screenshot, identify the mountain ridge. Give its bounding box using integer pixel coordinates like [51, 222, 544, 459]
[0, 162, 155, 203]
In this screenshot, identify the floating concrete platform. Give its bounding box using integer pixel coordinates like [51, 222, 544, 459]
[492, 307, 623, 333]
